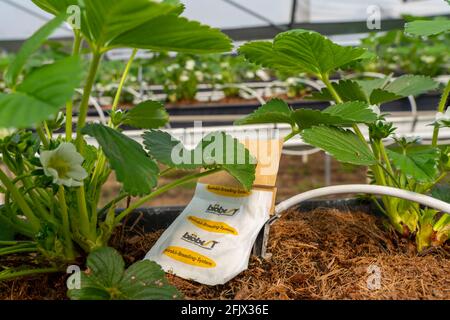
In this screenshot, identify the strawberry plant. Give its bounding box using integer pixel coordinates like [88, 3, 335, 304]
[236, 27, 449, 251]
[0, 0, 255, 289]
[356, 28, 449, 77]
[67, 247, 182, 300]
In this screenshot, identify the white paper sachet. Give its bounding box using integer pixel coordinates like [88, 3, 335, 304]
[145, 183, 273, 285]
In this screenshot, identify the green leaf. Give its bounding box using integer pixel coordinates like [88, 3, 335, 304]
[405, 19, 450, 36]
[81, 0, 178, 47]
[118, 260, 180, 299]
[239, 30, 366, 76]
[273, 29, 367, 75]
[310, 80, 368, 102]
[68, 287, 112, 300]
[0, 57, 83, 128]
[32, 0, 191, 51]
[234, 98, 294, 126]
[293, 102, 377, 130]
[68, 247, 180, 300]
[4, 13, 67, 87]
[143, 131, 256, 190]
[387, 148, 439, 183]
[323, 101, 378, 124]
[382, 75, 439, 97]
[32, 0, 77, 15]
[355, 78, 387, 98]
[292, 109, 349, 130]
[369, 89, 401, 105]
[123, 100, 169, 129]
[235, 100, 376, 130]
[364, 75, 439, 105]
[82, 124, 159, 196]
[238, 41, 299, 72]
[111, 15, 232, 53]
[87, 245, 125, 286]
[200, 132, 256, 190]
[143, 130, 197, 170]
[301, 126, 377, 165]
[431, 185, 450, 204]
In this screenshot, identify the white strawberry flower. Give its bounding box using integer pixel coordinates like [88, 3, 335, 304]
[194, 71, 204, 82]
[185, 60, 196, 71]
[167, 64, 180, 72]
[179, 72, 190, 82]
[40, 143, 88, 187]
[420, 55, 436, 64]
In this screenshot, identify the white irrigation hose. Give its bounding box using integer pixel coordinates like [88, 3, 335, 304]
[272, 184, 450, 223]
[90, 97, 107, 125]
[346, 72, 387, 80]
[75, 89, 107, 125]
[219, 83, 266, 105]
[282, 147, 322, 156]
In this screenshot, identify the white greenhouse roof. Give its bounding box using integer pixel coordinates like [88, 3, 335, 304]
[0, 0, 449, 41]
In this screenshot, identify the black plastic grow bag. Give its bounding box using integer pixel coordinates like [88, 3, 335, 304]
[122, 198, 381, 258]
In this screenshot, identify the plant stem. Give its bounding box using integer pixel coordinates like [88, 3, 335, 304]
[320, 73, 343, 104]
[0, 244, 37, 256]
[352, 124, 367, 144]
[0, 267, 61, 282]
[320, 73, 368, 147]
[36, 126, 49, 148]
[58, 186, 75, 260]
[321, 74, 400, 221]
[160, 167, 176, 177]
[379, 141, 395, 177]
[99, 193, 128, 215]
[114, 168, 221, 225]
[110, 48, 138, 122]
[0, 169, 41, 231]
[432, 80, 450, 147]
[76, 186, 91, 239]
[43, 122, 52, 140]
[434, 213, 450, 232]
[0, 240, 35, 246]
[66, 31, 83, 142]
[88, 49, 138, 229]
[72, 51, 102, 242]
[423, 172, 448, 194]
[284, 129, 299, 142]
[75, 52, 102, 149]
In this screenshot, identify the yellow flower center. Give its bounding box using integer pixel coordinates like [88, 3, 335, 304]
[48, 157, 70, 178]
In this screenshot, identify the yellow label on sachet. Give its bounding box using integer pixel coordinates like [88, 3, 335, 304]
[188, 216, 238, 235]
[163, 246, 216, 268]
[206, 184, 251, 198]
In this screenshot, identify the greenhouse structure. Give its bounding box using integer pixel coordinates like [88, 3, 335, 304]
[0, 0, 449, 306]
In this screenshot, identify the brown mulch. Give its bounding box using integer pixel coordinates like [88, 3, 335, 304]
[1, 208, 449, 300]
